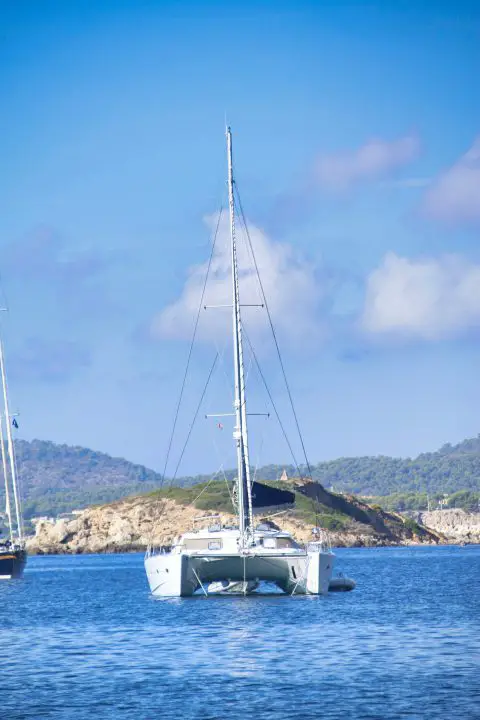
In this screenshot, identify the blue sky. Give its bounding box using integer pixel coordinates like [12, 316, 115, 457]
[1, 0, 479, 474]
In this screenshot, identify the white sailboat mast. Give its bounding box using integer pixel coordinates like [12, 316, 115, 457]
[0, 335, 23, 542]
[226, 126, 254, 543]
[0, 413, 13, 543]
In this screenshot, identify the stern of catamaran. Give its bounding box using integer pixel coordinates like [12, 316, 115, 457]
[144, 525, 335, 597]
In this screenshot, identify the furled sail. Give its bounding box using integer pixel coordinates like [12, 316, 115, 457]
[250, 481, 295, 514]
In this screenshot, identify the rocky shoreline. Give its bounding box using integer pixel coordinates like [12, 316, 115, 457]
[409, 509, 480, 544]
[25, 492, 473, 556]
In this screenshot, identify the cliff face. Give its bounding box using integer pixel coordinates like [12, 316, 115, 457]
[27, 491, 444, 555]
[28, 496, 200, 555]
[411, 509, 480, 543]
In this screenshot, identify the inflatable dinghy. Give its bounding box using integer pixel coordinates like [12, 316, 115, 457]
[329, 574, 356, 592]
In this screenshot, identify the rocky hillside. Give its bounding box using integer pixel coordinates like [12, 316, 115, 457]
[27, 480, 444, 554]
[410, 509, 480, 544]
[7, 439, 165, 520]
[3, 433, 480, 521]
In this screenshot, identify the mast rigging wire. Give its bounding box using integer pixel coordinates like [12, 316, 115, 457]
[170, 353, 218, 484]
[234, 184, 314, 482]
[243, 328, 304, 481]
[147, 207, 224, 541]
[158, 206, 223, 489]
[149, 353, 219, 532]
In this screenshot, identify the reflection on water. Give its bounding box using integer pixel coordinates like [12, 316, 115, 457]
[1, 546, 479, 719]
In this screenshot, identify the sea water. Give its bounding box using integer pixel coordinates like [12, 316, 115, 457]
[0, 546, 478, 719]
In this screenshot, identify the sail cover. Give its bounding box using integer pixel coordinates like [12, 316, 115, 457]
[250, 481, 295, 514]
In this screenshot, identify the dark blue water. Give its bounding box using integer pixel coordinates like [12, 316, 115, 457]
[1, 546, 479, 719]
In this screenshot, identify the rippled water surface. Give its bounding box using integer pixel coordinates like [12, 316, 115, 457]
[1, 546, 479, 719]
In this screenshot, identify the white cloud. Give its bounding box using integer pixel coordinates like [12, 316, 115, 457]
[385, 177, 431, 189]
[315, 135, 420, 192]
[362, 252, 480, 340]
[151, 214, 322, 345]
[424, 137, 480, 223]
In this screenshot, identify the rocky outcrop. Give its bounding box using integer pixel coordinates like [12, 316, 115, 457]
[411, 509, 480, 543]
[27, 495, 202, 554]
[26, 490, 443, 555]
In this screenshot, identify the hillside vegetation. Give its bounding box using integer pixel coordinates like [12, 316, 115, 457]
[148, 480, 350, 531]
[28, 477, 443, 555]
[6, 439, 164, 519]
[1, 434, 480, 520]
[272, 435, 480, 495]
[163, 435, 480, 498]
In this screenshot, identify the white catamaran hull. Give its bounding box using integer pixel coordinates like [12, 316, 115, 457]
[145, 549, 334, 597]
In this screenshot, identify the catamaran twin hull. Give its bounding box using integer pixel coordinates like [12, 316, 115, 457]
[145, 548, 334, 597]
[0, 548, 27, 579]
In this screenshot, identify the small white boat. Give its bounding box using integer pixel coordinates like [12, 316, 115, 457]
[145, 128, 335, 597]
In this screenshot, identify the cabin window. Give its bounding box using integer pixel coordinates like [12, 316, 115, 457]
[208, 540, 222, 550]
[263, 538, 276, 549]
[277, 538, 294, 549]
[291, 566, 297, 579]
[184, 538, 221, 550]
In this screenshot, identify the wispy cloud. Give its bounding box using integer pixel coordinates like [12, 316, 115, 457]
[383, 177, 431, 189]
[9, 337, 91, 384]
[362, 252, 480, 340]
[265, 133, 421, 234]
[2, 225, 120, 321]
[0, 226, 120, 385]
[315, 135, 420, 193]
[151, 213, 323, 345]
[423, 137, 480, 223]
[3, 226, 105, 284]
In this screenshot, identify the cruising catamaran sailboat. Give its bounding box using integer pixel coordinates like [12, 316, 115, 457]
[145, 127, 334, 596]
[0, 331, 26, 579]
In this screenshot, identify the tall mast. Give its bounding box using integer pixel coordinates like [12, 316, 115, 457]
[0, 414, 13, 543]
[0, 335, 23, 542]
[226, 126, 253, 544]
